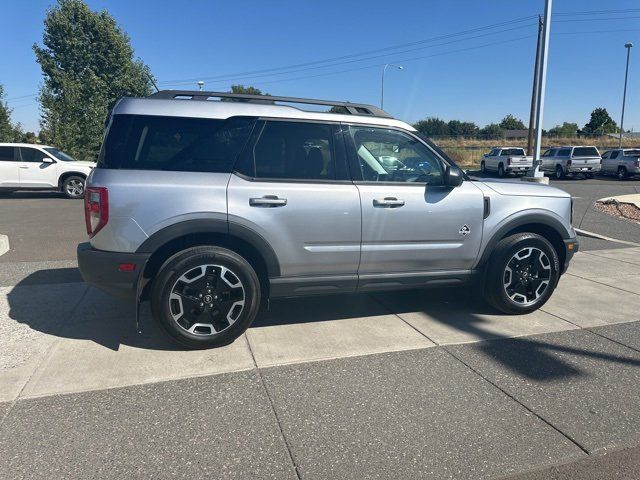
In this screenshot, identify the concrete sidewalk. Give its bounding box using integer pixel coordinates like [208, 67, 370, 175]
[1, 248, 639, 478]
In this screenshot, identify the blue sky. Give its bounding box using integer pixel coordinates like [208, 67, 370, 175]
[1, 0, 638, 133]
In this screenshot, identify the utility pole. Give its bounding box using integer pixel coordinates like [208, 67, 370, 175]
[526, 0, 552, 181]
[527, 16, 543, 156]
[619, 43, 633, 148]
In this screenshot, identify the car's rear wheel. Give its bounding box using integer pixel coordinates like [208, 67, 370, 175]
[485, 233, 560, 314]
[480, 161, 486, 173]
[62, 175, 85, 199]
[617, 166, 628, 180]
[151, 246, 261, 349]
[498, 164, 505, 177]
[555, 165, 565, 180]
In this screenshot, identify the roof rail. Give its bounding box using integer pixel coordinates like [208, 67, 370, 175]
[148, 90, 393, 119]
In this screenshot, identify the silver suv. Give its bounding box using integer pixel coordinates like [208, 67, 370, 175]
[77, 91, 578, 349]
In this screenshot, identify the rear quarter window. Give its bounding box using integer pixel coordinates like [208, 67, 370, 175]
[98, 115, 255, 172]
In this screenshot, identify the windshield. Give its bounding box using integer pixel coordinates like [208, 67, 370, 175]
[572, 147, 599, 157]
[44, 147, 76, 162]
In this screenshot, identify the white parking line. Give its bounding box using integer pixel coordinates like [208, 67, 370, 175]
[0, 234, 9, 257]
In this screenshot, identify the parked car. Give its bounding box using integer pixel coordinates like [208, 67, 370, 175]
[480, 147, 533, 177]
[77, 90, 579, 349]
[540, 146, 601, 180]
[0, 143, 95, 198]
[600, 148, 640, 180]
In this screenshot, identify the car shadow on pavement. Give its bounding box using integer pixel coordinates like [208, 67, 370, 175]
[7, 268, 640, 376]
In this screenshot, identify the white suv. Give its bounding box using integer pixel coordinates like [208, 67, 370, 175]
[0, 143, 95, 198]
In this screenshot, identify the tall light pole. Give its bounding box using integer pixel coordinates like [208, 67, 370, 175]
[197, 80, 205, 91]
[619, 43, 633, 148]
[381, 63, 403, 109]
[527, 0, 552, 180]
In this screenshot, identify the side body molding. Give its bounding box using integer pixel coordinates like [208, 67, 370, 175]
[135, 219, 281, 278]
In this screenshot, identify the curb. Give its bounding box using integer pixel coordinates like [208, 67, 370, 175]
[574, 228, 640, 247]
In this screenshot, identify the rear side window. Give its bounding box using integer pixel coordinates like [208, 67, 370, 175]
[610, 151, 619, 159]
[572, 147, 599, 157]
[19, 148, 43, 162]
[0, 147, 17, 161]
[244, 121, 338, 181]
[557, 149, 571, 157]
[98, 115, 255, 172]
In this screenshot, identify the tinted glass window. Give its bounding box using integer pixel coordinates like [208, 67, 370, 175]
[558, 149, 571, 157]
[488, 149, 498, 156]
[249, 121, 336, 180]
[501, 148, 526, 156]
[44, 147, 75, 162]
[624, 149, 640, 157]
[610, 151, 619, 159]
[541, 149, 552, 157]
[19, 148, 44, 162]
[349, 126, 444, 184]
[0, 147, 16, 161]
[572, 147, 599, 157]
[98, 115, 255, 172]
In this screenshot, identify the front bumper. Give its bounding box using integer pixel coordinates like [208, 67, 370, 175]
[77, 242, 150, 302]
[562, 237, 579, 274]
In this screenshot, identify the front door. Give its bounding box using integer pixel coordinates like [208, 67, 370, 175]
[345, 125, 484, 276]
[0, 146, 20, 187]
[227, 119, 361, 293]
[18, 147, 58, 187]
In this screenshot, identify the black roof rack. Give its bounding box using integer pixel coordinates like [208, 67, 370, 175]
[148, 90, 393, 119]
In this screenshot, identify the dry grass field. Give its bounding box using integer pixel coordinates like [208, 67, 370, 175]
[435, 136, 640, 169]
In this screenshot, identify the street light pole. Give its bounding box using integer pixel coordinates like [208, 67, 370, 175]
[381, 63, 403, 109]
[197, 81, 205, 91]
[527, 0, 552, 180]
[619, 43, 633, 148]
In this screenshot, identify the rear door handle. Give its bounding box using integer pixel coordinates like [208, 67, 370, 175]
[373, 197, 405, 208]
[249, 195, 287, 207]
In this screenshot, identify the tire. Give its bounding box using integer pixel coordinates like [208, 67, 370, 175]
[498, 164, 505, 178]
[150, 246, 261, 349]
[555, 165, 565, 180]
[617, 166, 628, 180]
[484, 233, 560, 315]
[584, 172, 594, 179]
[480, 161, 486, 174]
[62, 175, 86, 199]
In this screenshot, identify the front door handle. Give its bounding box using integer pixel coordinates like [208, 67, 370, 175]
[19, 165, 29, 169]
[373, 197, 405, 208]
[249, 195, 287, 207]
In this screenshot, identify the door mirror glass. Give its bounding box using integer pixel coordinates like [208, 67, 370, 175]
[42, 157, 54, 163]
[443, 165, 464, 187]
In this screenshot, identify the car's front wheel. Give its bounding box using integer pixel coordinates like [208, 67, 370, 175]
[555, 165, 565, 180]
[485, 233, 560, 314]
[62, 175, 86, 199]
[617, 166, 628, 180]
[151, 246, 261, 349]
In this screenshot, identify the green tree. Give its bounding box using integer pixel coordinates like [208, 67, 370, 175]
[34, 0, 154, 160]
[479, 123, 504, 138]
[499, 114, 526, 130]
[583, 107, 618, 134]
[413, 117, 450, 137]
[548, 122, 578, 137]
[447, 120, 479, 137]
[0, 85, 22, 142]
[229, 85, 266, 95]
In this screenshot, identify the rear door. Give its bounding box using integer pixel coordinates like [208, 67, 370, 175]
[345, 125, 484, 278]
[0, 146, 20, 187]
[227, 119, 361, 292]
[18, 147, 58, 187]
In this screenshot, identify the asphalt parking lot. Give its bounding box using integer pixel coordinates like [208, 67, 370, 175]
[0, 178, 639, 479]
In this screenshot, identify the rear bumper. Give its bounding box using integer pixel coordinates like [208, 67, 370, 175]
[77, 242, 150, 302]
[567, 165, 601, 173]
[562, 237, 579, 274]
[505, 165, 532, 173]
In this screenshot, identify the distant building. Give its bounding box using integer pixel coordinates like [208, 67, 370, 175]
[504, 129, 528, 140]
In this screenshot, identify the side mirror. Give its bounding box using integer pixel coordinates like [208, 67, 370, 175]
[444, 165, 464, 187]
[42, 157, 54, 163]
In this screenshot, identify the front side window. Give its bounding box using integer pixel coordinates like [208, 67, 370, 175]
[488, 149, 498, 156]
[44, 147, 75, 162]
[99, 115, 255, 172]
[248, 121, 336, 181]
[349, 126, 444, 184]
[542, 149, 552, 157]
[19, 148, 45, 162]
[0, 146, 17, 162]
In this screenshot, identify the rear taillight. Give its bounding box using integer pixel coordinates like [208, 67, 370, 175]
[507, 158, 512, 165]
[567, 159, 572, 166]
[84, 187, 108, 238]
[635, 159, 640, 168]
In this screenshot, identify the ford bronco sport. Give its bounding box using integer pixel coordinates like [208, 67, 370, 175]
[77, 90, 578, 349]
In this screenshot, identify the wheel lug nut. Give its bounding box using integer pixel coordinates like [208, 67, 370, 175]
[209, 303, 213, 308]
[200, 302, 204, 307]
[198, 294, 203, 298]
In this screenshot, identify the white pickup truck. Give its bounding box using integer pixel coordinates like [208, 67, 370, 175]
[481, 147, 533, 177]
